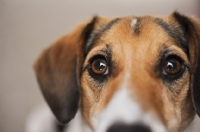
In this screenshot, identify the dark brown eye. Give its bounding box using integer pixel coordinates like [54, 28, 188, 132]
[163, 58, 183, 76]
[91, 59, 108, 75]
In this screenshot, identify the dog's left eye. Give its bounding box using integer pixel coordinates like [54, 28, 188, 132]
[87, 55, 110, 82]
[162, 56, 185, 77]
[90, 58, 109, 75]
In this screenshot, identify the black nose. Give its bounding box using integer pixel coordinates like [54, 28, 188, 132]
[106, 123, 151, 132]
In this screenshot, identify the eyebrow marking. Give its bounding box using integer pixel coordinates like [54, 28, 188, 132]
[84, 18, 120, 56]
[131, 18, 140, 35]
[154, 18, 189, 57]
[100, 18, 120, 35]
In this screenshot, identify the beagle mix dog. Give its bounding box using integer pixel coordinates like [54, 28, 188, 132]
[34, 12, 200, 132]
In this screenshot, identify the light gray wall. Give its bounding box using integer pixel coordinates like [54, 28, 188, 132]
[0, 0, 200, 132]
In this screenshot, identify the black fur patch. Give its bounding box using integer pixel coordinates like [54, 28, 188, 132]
[154, 18, 189, 57]
[193, 39, 200, 116]
[82, 16, 98, 56]
[100, 18, 120, 35]
[192, 38, 200, 116]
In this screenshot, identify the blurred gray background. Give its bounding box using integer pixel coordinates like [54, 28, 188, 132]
[0, 0, 200, 132]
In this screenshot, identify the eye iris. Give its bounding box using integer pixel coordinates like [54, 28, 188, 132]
[91, 59, 107, 75]
[163, 59, 182, 75]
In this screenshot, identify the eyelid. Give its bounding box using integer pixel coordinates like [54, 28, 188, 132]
[162, 46, 189, 63]
[88, 54, 108, 63]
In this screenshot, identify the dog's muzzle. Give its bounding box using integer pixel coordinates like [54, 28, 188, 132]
[107, 123, 151, 132]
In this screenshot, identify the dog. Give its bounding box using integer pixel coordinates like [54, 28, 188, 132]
[34, 12, 200, 132]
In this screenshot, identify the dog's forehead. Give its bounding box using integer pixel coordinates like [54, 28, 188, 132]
[86, 15, 188, 59]
[88, 16, 172, 59]
[86, 15, 186, 55]
[98, 16, 174, 42]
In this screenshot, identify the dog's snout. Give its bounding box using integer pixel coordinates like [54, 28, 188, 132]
[106, 123, 151, 132]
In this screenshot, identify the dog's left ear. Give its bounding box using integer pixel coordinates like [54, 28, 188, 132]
[172, 12, 200, 116]
[34, 17, 99, 124]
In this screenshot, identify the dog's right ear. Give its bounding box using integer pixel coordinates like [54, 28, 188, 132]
[172, 12, 200, 117]
[34, 17, 100, 124]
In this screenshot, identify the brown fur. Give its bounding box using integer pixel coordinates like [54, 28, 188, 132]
[34, 13, 200, 131]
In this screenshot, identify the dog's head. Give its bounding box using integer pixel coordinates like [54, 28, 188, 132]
[34, 12, 200, 132]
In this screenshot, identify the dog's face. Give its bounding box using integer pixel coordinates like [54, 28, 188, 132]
[34, 12, 200, 132]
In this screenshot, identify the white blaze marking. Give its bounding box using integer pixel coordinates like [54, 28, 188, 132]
[67, 111, 92, 132]
[131, 18, 138, 28]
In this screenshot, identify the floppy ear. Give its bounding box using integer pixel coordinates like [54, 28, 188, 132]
[34, 17, 97, 124]
[173, 12, 200, 116]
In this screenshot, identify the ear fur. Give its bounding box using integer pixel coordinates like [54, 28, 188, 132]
[190, 17, 200, 117]
[173, 12, 200, 116]
[34, 17, 97, 124]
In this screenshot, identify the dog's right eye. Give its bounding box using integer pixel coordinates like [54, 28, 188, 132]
[162, 55, 185, 80]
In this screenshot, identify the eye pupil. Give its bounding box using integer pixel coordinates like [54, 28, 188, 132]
[91, 59, 108, 75]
